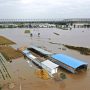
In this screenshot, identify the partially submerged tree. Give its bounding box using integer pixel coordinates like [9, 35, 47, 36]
[60, 73, 66, 80]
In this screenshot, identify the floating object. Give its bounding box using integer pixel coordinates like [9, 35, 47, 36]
[35, 69, 49, 80]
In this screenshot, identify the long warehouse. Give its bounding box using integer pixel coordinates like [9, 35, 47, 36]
[51, 54, 88, 73]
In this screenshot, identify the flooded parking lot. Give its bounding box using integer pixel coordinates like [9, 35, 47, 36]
[0, 28, 90, 90]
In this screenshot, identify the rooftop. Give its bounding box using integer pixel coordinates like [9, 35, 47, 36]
[51, 54, 88, 69]
[41, 60, 59, 69]
[26, 53, 37, 60]
[22, 49, 30, 55]
[30, 46, 52, 55]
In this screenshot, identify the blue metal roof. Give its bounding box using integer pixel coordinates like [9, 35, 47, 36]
[51, 54, 88, 69]
[30, 46, 52, 55]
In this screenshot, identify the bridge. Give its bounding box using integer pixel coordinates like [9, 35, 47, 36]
[63, 18, 90, 23]
[0, 18, 90, 24]
[0, 19, 63, 23]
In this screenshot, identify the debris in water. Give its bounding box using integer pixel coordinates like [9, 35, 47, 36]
[53, 32, 60, 35]
[35, 69, 50, 80]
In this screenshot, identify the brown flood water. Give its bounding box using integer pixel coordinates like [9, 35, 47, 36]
[0, 28, 90, 90]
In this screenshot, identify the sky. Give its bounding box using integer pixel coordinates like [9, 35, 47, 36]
[0, 0, 90, 19]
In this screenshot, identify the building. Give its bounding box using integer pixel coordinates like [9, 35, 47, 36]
[28, 46, 52, 57]
[23, 49, 42, 66]
[22, 49, 58, 76]
[41, 60, 59, 76]
[51, 54, 88, 73]
[22, 49, 30, 55]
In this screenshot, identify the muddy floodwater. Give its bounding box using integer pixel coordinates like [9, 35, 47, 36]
[0, 28, 90, 90]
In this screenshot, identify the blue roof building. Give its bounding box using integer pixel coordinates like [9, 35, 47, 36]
[51, 54, 88, 73]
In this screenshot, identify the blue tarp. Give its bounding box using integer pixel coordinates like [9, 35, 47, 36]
[51, 54, 88, 69]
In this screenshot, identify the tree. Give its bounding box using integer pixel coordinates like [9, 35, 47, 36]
[60, 73, 66, 80]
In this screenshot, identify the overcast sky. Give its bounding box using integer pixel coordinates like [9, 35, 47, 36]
[0, 0, 90, 19]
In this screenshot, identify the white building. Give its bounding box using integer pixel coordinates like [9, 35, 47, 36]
[41, 60, 59, 76]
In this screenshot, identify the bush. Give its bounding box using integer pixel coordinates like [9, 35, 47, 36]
[60, 73, 66, 80]
[24, 30, 31, 33]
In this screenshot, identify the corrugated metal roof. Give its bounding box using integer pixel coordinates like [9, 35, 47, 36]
[26, 53, 37, 60]
[41, 60, 59, 69]
[51, 54, 88, 69]
[30, 46, 52, 55]
[22, 50, 30, 55]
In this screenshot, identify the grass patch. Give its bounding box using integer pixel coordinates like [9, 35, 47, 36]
[24, 30, 31, 33]
[64, 44, 90, 55]
[0, 46, 23, 62]
[0, 36, 15, 45]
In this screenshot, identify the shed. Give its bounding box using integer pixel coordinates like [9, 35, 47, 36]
[51, 54, 88, 73]
[26, 53, 42, 67]
[28, 46, 52, 57]
[22, 49, 30, 55]
[26, 54, 37, 60]
[41, 60, 59, 76]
